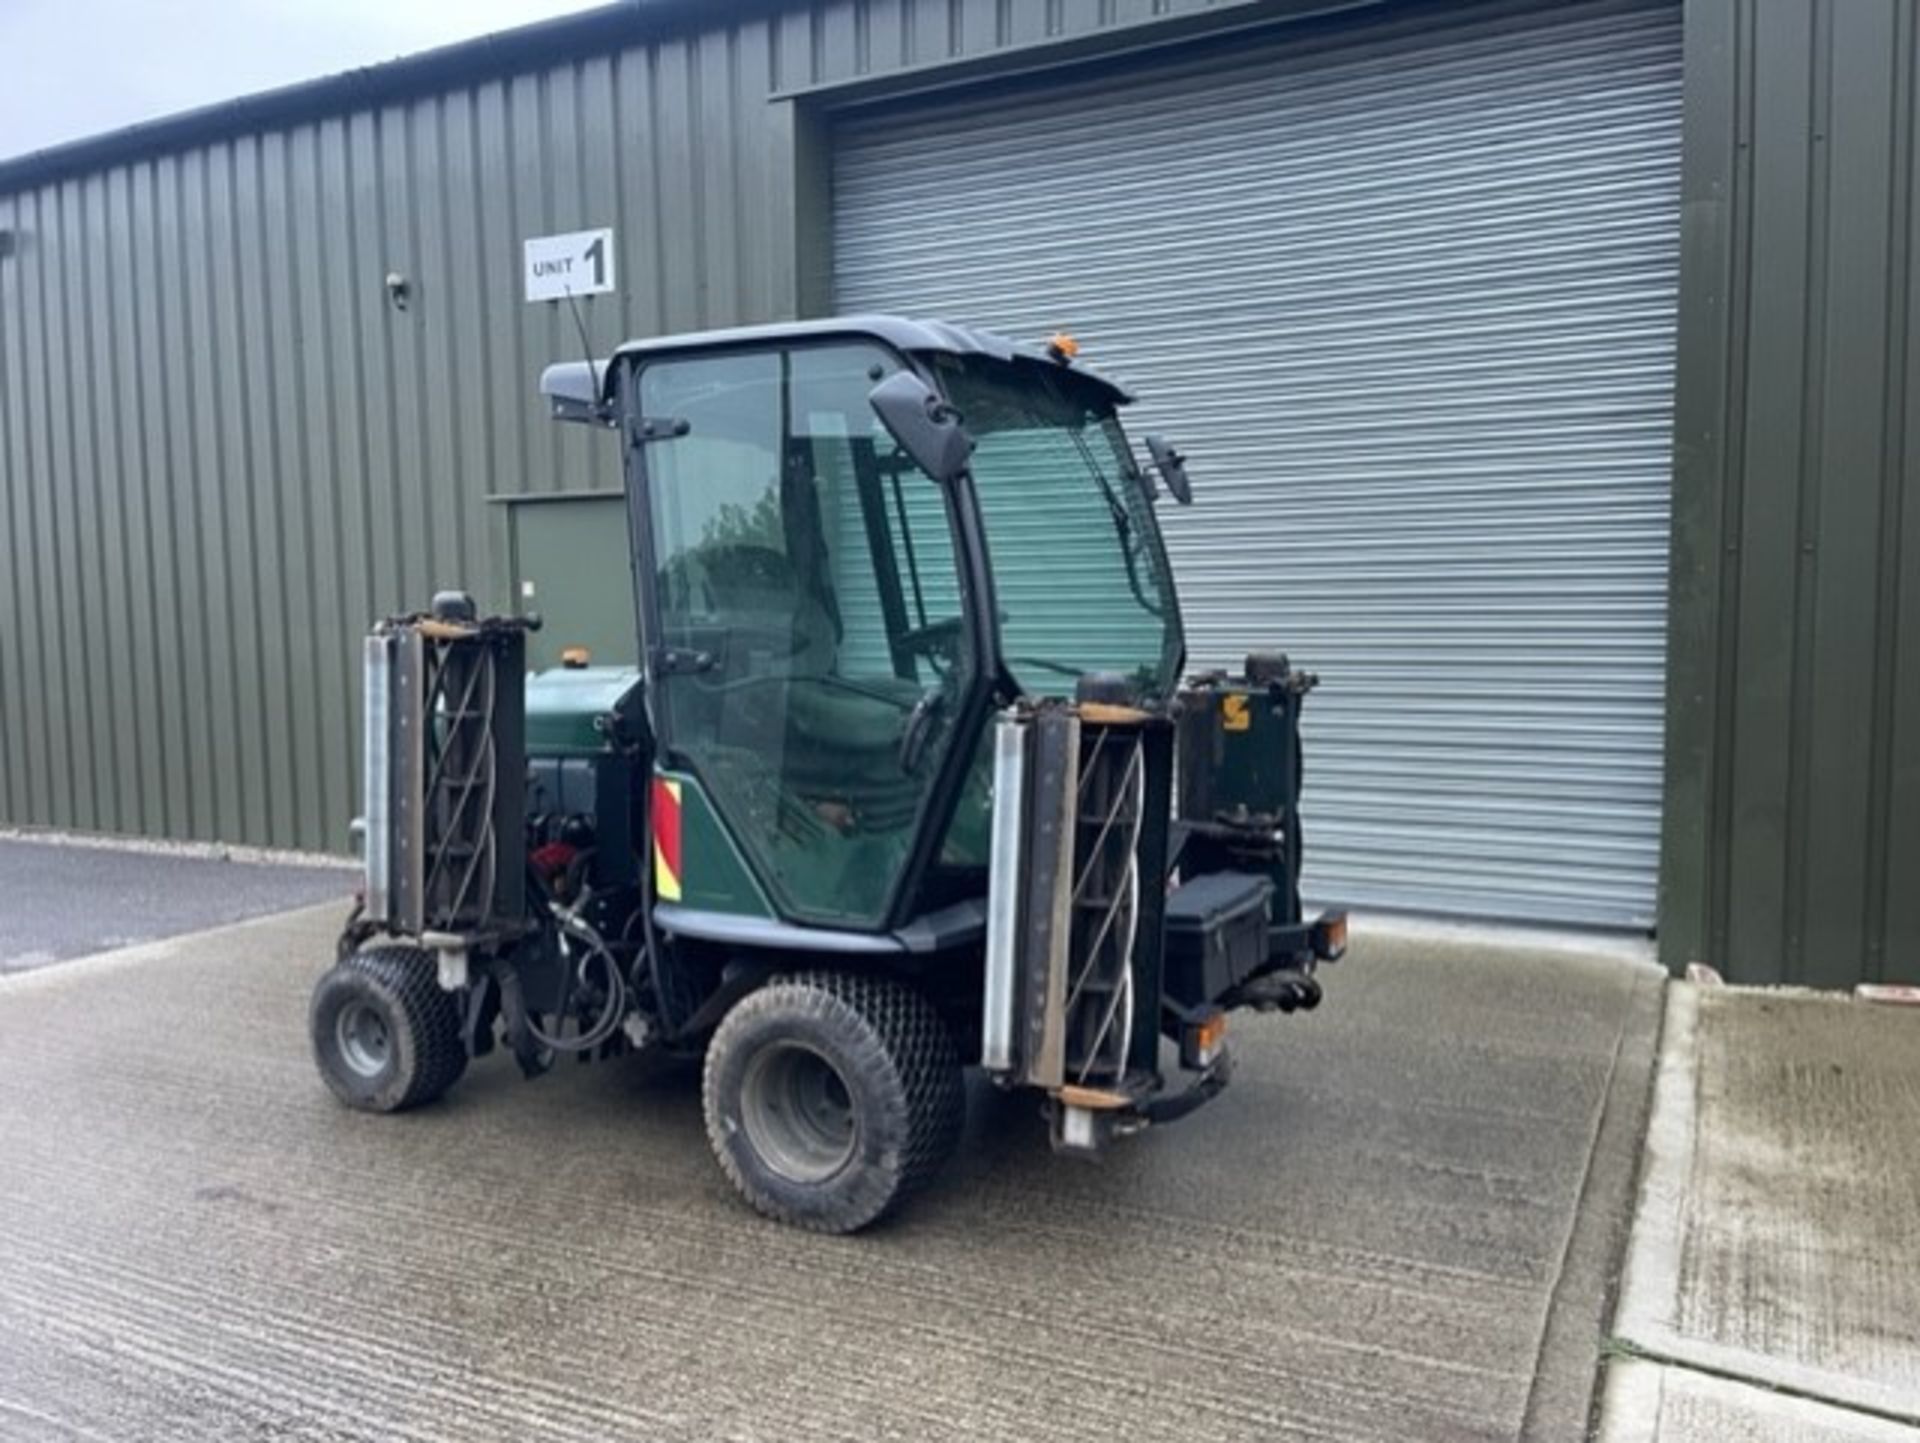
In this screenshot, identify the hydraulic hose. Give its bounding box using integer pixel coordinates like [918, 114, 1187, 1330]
[526, 907, 626, 1053]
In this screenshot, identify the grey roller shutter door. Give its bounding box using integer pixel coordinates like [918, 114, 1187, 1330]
[833, 0, 1682, 929]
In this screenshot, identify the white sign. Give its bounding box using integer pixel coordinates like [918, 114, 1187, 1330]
[524, 227, 615, 303]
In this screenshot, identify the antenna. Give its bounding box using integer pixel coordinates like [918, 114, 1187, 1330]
[560, 285, 603, 415]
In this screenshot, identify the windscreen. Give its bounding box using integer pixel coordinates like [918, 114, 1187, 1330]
[933, 356, 1182, 700]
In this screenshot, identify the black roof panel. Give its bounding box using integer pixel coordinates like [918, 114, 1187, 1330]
[538, 314, 1134, 416]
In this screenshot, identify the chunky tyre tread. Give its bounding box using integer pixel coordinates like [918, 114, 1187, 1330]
[310, 946, 467, 1112]
[703, 970, 964, 1233]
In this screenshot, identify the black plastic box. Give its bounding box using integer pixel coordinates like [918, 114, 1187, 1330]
[1162, 870, 1274, 1010]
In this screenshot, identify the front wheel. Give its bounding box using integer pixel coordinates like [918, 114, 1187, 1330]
[310, 946, 468, 1113]
[702, 971, 964, 1233]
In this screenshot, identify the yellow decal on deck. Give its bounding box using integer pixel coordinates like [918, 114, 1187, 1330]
[1222, 694, 1251, 733]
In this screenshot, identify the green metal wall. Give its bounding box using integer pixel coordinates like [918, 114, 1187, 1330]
[1661, 0, 1920, 983]
[0, 0, 1277, 853]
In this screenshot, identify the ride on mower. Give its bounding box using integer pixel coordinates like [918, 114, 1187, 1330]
[311, 316, 1346, 1232]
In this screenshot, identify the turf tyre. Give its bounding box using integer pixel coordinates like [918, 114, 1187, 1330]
[310, 946, 468, 1112]
[703, 970, 964, 1233]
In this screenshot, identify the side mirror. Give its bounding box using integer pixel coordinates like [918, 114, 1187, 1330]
[870, 371, 974, 485]
[540, 359, 613, 426]
[1144, 435, 1193, 505]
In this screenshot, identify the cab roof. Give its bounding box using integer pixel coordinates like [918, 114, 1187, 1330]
[539, 313, 1132, 423]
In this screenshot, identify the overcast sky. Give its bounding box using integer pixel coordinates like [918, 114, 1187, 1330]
[0, 0, 610, 162]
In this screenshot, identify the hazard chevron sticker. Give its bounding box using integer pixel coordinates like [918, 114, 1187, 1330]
[651, 776, 683, 902]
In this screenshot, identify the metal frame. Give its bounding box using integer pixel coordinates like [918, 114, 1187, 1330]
[980, 713, 1028, 1071]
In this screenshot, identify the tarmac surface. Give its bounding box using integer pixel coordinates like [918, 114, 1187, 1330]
[0, 834, 350, 973]
[1604, 984, 1920, 1441]
[0, 904, 1662, 1442]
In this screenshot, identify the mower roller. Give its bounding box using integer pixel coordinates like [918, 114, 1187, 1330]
[312, 316, 1345, 1233]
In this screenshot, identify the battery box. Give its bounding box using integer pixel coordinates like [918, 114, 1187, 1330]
[1162, 870, 1274, 1010]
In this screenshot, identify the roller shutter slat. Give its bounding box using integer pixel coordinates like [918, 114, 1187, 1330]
[833, 1, 1682, 928]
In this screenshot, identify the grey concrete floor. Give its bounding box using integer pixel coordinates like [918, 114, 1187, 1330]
[0, 834, 350, 972]
[1604, 984, 1920, 1441]
[1602, 1361, 1920, 1443]
[0, 907, 1661, 1442]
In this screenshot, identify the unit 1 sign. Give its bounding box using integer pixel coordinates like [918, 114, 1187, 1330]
[524, 228, 615, 303]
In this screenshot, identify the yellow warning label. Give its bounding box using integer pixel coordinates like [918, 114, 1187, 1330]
[1222, 694, 1251, 732]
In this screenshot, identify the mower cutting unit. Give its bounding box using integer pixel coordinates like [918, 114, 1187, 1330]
[313, 316, 1345, 1232]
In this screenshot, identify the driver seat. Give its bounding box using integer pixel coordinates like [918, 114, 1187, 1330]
[689, 539, 927, 837]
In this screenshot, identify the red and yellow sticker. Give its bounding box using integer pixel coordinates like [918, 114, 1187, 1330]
[1222, 694, 1251, 732]
[652, 776, 683, 902]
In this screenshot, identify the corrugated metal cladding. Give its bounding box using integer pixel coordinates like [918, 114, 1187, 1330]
[836, 0, 1684, 927]
[0, 0, 1277, 853]
[1660, 0, 1920, 986]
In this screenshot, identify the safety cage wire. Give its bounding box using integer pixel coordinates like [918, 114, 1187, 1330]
[1063, 724, 1146, 1085]
[419, 634, 502, 933]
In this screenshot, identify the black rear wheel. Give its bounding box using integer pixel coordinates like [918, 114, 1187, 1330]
[703, 971, 964, 1233]
[310, 946, 467, 1113]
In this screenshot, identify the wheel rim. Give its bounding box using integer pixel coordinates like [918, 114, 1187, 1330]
[739, 1040, 857, 1184]
[336, 999, 393, 1078]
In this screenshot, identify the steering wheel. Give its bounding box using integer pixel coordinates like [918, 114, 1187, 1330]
[700, 542, 793, 594]
[899, 615, 966, 657]
[704, 669, 907, 701]
[723, 622, 810, 660]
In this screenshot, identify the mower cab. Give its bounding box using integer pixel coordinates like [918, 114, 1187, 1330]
[317, 316, 1344, 1233]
